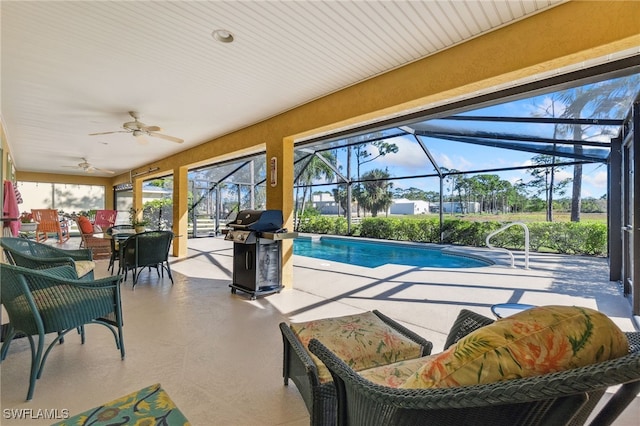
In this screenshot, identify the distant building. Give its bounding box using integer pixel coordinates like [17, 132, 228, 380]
[311, 192, 342, 215]
[389, 199, 430, 215]
[441, 201, 480, 214]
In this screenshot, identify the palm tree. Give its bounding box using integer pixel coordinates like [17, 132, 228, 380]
[357, 168, 393, 217]
[295, 152, 336, 225]
[555, 75, 639, 221]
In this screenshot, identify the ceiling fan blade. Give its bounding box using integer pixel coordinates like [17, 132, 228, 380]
[89, 130, 128, 136]
[148, 131, 184, 144]
[136, 134, 150, 145]
[143, 125, 162, 132]
[94, 167, 115, 174]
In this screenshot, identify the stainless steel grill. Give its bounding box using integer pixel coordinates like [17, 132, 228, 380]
[225, 209, 297, 299]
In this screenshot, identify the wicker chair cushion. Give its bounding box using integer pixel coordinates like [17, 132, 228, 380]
[290, 311, 424, 383]
[401, 305, 629, 389]
[359, 355, 434, 387]
[74, 260, 96, 278]
[77, 216, 94, 234]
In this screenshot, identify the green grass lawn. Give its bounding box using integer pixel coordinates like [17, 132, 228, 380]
[419, 212, 608, 224]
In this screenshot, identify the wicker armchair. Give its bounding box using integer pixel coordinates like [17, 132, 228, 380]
[0, 263, 125, 400]
[280, 310, 433, 426]
[120, 230, 174, 287]
[1, 236, 95, 280]
[73, 216, 112, 260]
[309, 331, 640, 426]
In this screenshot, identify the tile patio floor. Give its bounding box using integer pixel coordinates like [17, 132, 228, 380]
[1, 235, 638, 425]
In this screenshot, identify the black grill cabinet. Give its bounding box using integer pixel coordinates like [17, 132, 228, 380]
[225, 209, 297, 299]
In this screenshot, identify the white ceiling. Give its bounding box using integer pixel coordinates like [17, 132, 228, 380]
[1, 0, 566, 177]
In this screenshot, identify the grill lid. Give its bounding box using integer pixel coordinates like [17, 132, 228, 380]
[227, 209, 283, 232]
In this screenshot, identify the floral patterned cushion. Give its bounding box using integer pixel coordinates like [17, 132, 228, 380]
[400, 305, 629, 389]
[290, 311, 423, 383]
[359, 356, 435, 387]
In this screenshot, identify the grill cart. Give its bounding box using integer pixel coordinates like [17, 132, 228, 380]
[225, 209, 297, 300]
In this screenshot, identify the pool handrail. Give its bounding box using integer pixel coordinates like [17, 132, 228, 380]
[485, 222, 530, 269]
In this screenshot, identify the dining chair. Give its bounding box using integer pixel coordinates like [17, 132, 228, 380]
[119, 230, 175, 288]
[105, 225, 136, 274]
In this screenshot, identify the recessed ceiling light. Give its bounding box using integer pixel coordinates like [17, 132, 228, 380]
[212, 29, 234, 43]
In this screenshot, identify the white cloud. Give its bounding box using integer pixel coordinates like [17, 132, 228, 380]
[584, 170, 607, 189]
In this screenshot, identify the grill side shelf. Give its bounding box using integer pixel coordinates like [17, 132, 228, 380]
[260, 232, 298, 241]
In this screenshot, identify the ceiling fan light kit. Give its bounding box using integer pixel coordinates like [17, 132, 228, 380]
[89, 111, 184, 144]
[62, 158, 115, 174]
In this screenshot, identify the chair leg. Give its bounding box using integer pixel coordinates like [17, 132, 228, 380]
[27, 333, 44, 400]
[1, 326, 16, 360]
[165, 261, 174, 284]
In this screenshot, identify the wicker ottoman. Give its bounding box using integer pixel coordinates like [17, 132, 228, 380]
[280, 310, 433, 426]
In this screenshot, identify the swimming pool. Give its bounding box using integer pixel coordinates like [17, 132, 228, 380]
[293, 237, 493, 268]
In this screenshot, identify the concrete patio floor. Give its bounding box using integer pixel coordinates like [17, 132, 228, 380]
[1, 235, 638, 425]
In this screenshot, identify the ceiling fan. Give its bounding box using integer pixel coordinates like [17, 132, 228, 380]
[63, 158, 115, 174]
[89, 111, 184, 144]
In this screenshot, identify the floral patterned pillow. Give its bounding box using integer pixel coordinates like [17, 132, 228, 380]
[401, 305, 629, 389]
[291, 311, 424, 383]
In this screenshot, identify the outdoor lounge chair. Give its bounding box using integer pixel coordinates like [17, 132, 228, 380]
[308, 317, 640, 426]
[0, 263, 125, 400]
[280, 309, 493, 426]
[280, 310, 434, 426]
[1, 236, 96, 280]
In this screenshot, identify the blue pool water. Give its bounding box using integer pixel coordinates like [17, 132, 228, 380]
[293, 237, 492, 268]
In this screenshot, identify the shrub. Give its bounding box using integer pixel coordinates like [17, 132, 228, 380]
[317, 216, 607, 256]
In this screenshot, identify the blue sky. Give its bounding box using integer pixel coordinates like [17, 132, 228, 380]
[318, 85, 631, 199]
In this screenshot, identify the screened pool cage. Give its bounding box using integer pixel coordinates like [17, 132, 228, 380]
[186, 68, 638, 242]
[172, 64, 640, 314]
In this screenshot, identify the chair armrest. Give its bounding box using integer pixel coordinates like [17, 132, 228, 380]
[56, 248, 93, 261]
[443, 309, 494, 349]
[373, 310, 433, 356]
[280, 322, 321, 386]
[8, 251, 81, 270]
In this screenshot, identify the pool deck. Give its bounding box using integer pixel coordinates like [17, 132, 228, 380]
[1, 235, 638, 425]
[177, 234, 640, 348]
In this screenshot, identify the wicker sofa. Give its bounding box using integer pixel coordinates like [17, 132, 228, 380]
[308, 310, 640, 426]
[280, 309, 493, 426]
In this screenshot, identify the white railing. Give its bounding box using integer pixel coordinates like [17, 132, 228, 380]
[485, 222, 529, 269]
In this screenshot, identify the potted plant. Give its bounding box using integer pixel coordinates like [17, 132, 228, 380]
[19, 212, 37, 233]
[129, 207, 149, 233]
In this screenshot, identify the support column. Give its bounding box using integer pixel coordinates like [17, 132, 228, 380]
[266, 136, 294, 289]
[173, 166, 188, 257]
[132, 178, 143, 216]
